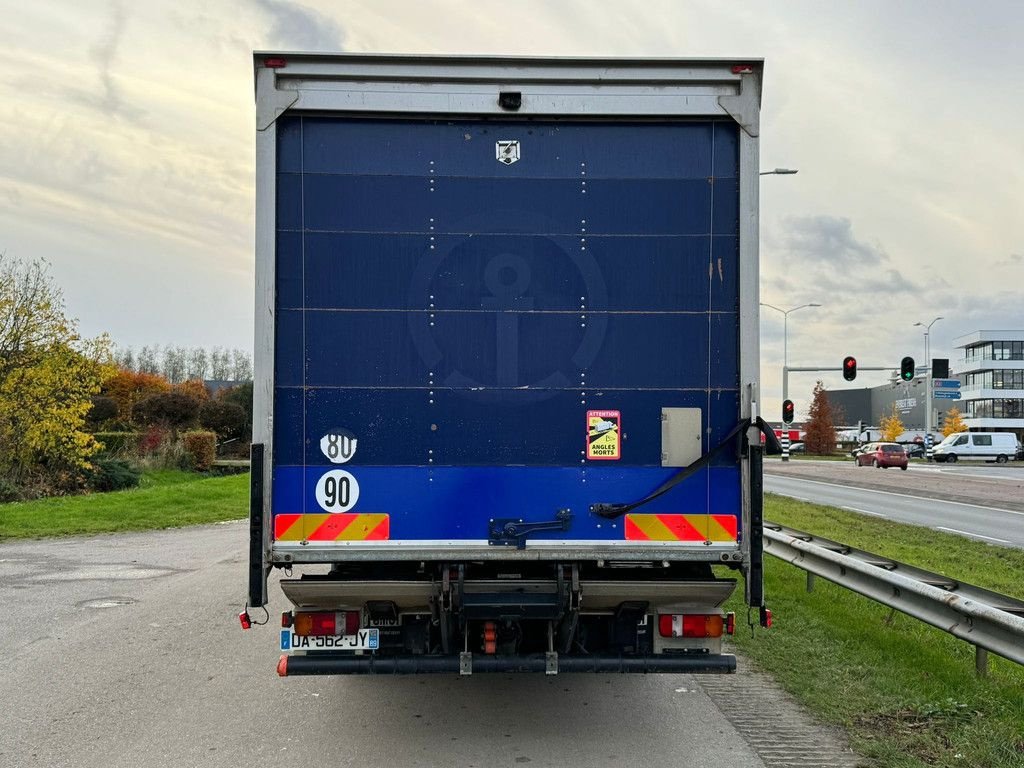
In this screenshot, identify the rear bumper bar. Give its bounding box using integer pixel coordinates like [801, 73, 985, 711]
[278, 652, 736, 676]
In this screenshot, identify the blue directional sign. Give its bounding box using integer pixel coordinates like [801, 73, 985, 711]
[934, 390, 961, 400]
[933, 379, 961, 389]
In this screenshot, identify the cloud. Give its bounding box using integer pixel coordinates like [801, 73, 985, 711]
[90, 0, 126, 111]
[252, 0, 346, 50]
[783, 215, 886, 266]
[765, 214, 920, 302]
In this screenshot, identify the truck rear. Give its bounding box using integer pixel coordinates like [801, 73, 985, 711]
[246, 53, 770, 675]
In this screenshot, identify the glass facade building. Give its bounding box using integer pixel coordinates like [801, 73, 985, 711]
[955, 330, 1024, 441]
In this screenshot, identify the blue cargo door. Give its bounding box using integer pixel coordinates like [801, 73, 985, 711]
[271, 116, 741, 550]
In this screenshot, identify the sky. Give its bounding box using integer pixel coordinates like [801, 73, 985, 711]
[1, 0, 1022, 418]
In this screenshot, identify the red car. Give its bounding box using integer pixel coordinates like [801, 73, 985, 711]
[854, 442, 908, 470]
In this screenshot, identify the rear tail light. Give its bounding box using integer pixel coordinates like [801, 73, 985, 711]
[281, 612, 293, 628]
[292, 610, 361, 636]
[725, 612, 735, 635]
[657, 614, 725, 638]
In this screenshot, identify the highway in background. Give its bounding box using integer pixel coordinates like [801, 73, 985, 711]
[765, 461, 1024, 548]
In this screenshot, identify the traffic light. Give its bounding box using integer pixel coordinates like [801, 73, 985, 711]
[843, 356, 857, 381]
[900, 356, 915, 381]
[782, 399, 794, 425]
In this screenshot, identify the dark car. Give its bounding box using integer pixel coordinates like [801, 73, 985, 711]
[855, 442, 908, 470]
[902, 443, 925, 459]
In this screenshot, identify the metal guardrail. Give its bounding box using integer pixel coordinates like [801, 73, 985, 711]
[763, 522, 1024, 675]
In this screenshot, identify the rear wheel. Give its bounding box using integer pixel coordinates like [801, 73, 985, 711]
[996, 454, 1008, 464]
[872, 459, 880, 468]
[900, 465, 908, 471]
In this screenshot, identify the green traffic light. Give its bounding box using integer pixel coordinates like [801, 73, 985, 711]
[900, 356, 915, 381]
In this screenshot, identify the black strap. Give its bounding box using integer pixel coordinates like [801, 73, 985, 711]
[590, 417, 780, 520]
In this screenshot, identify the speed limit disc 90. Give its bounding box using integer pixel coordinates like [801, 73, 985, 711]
[315, 469, 360, 512]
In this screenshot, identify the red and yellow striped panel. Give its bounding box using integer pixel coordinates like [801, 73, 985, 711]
[274, 513, 389, 542]
[624, 514, 738, 543]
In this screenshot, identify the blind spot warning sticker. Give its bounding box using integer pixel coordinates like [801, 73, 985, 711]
[587, 410, 621, 460]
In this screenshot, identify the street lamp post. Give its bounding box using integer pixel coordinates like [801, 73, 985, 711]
[913, 317, 944, 460]
[761, 302, 822, 402]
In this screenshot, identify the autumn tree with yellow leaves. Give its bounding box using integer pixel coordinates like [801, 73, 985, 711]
[879, 405, 906, 442]
[0, 255, 112, 487]
[942, 407, 968, 438]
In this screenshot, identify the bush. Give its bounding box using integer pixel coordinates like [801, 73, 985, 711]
[182, 431, 216, 471]
[86, 396, 119, 429]
[94, 431, 142, 456]
[138, 426, 169, 455]
[199, 400, 247, 441]
[132, 392, 200, 435]
[85, 459, 141, 492]
[0, 477, 21, 503]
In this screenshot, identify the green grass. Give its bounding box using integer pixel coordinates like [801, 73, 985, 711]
[0, 471, 249, 539]
[725, 495, 1024, 768]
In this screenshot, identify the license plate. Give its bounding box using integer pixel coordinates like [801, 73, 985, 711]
[280, 628, 379, 652]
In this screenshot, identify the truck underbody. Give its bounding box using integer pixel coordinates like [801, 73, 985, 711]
[276, 560, 739, 676]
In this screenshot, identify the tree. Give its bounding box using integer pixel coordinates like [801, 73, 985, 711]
[174, 379, 209, 403]
[0, 255, 112, 480]
[101, 369, 171, 422]
[209, 346, 231, 380]
[230, 348, 253, 381]
[942, 407, 968, 438]
[163, 345, 187, 383]
[186, 347, 208, 380]
[137, 345, 159, 374]
[803, 381, 837, 455]
[879, 405, 905, 442]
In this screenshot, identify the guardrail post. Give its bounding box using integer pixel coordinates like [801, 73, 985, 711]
[806, 572, 815, 592]
[975, 646, 988, 678]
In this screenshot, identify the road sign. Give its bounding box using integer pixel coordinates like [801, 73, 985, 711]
[933, 379, 961, 389]
[933, 390, 961, 400]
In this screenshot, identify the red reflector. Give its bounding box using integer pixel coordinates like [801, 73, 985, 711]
[239, 611, 251, 630]
[311, 613, 336, 635]
[344, 610, 361, 635]
[264, 57, 287, 68]
[682, 615, 708, 636]
[761, 607, 773, 629]
[731, 64, 754, 74]
[281, 612, 292, 628]
[726, 612, 736, 635]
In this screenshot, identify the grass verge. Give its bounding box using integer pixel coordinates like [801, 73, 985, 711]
[0, 471, 249, 539]
[725, 495, 1024, 768]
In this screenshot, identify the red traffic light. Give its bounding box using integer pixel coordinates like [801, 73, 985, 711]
[843, 356, 857, 381]
[782, 399, 795, 424]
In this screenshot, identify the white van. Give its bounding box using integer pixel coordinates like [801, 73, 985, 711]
[932, 432, 1019, 464]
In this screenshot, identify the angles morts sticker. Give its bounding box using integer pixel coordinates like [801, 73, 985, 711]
[587, 410, 621, 460]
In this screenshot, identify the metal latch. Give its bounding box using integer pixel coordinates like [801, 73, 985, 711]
[488, 509, 572, 549]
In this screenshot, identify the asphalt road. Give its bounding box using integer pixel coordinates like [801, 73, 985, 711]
[764, 473, 1024, 548]
[0, 523, 858, 768]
